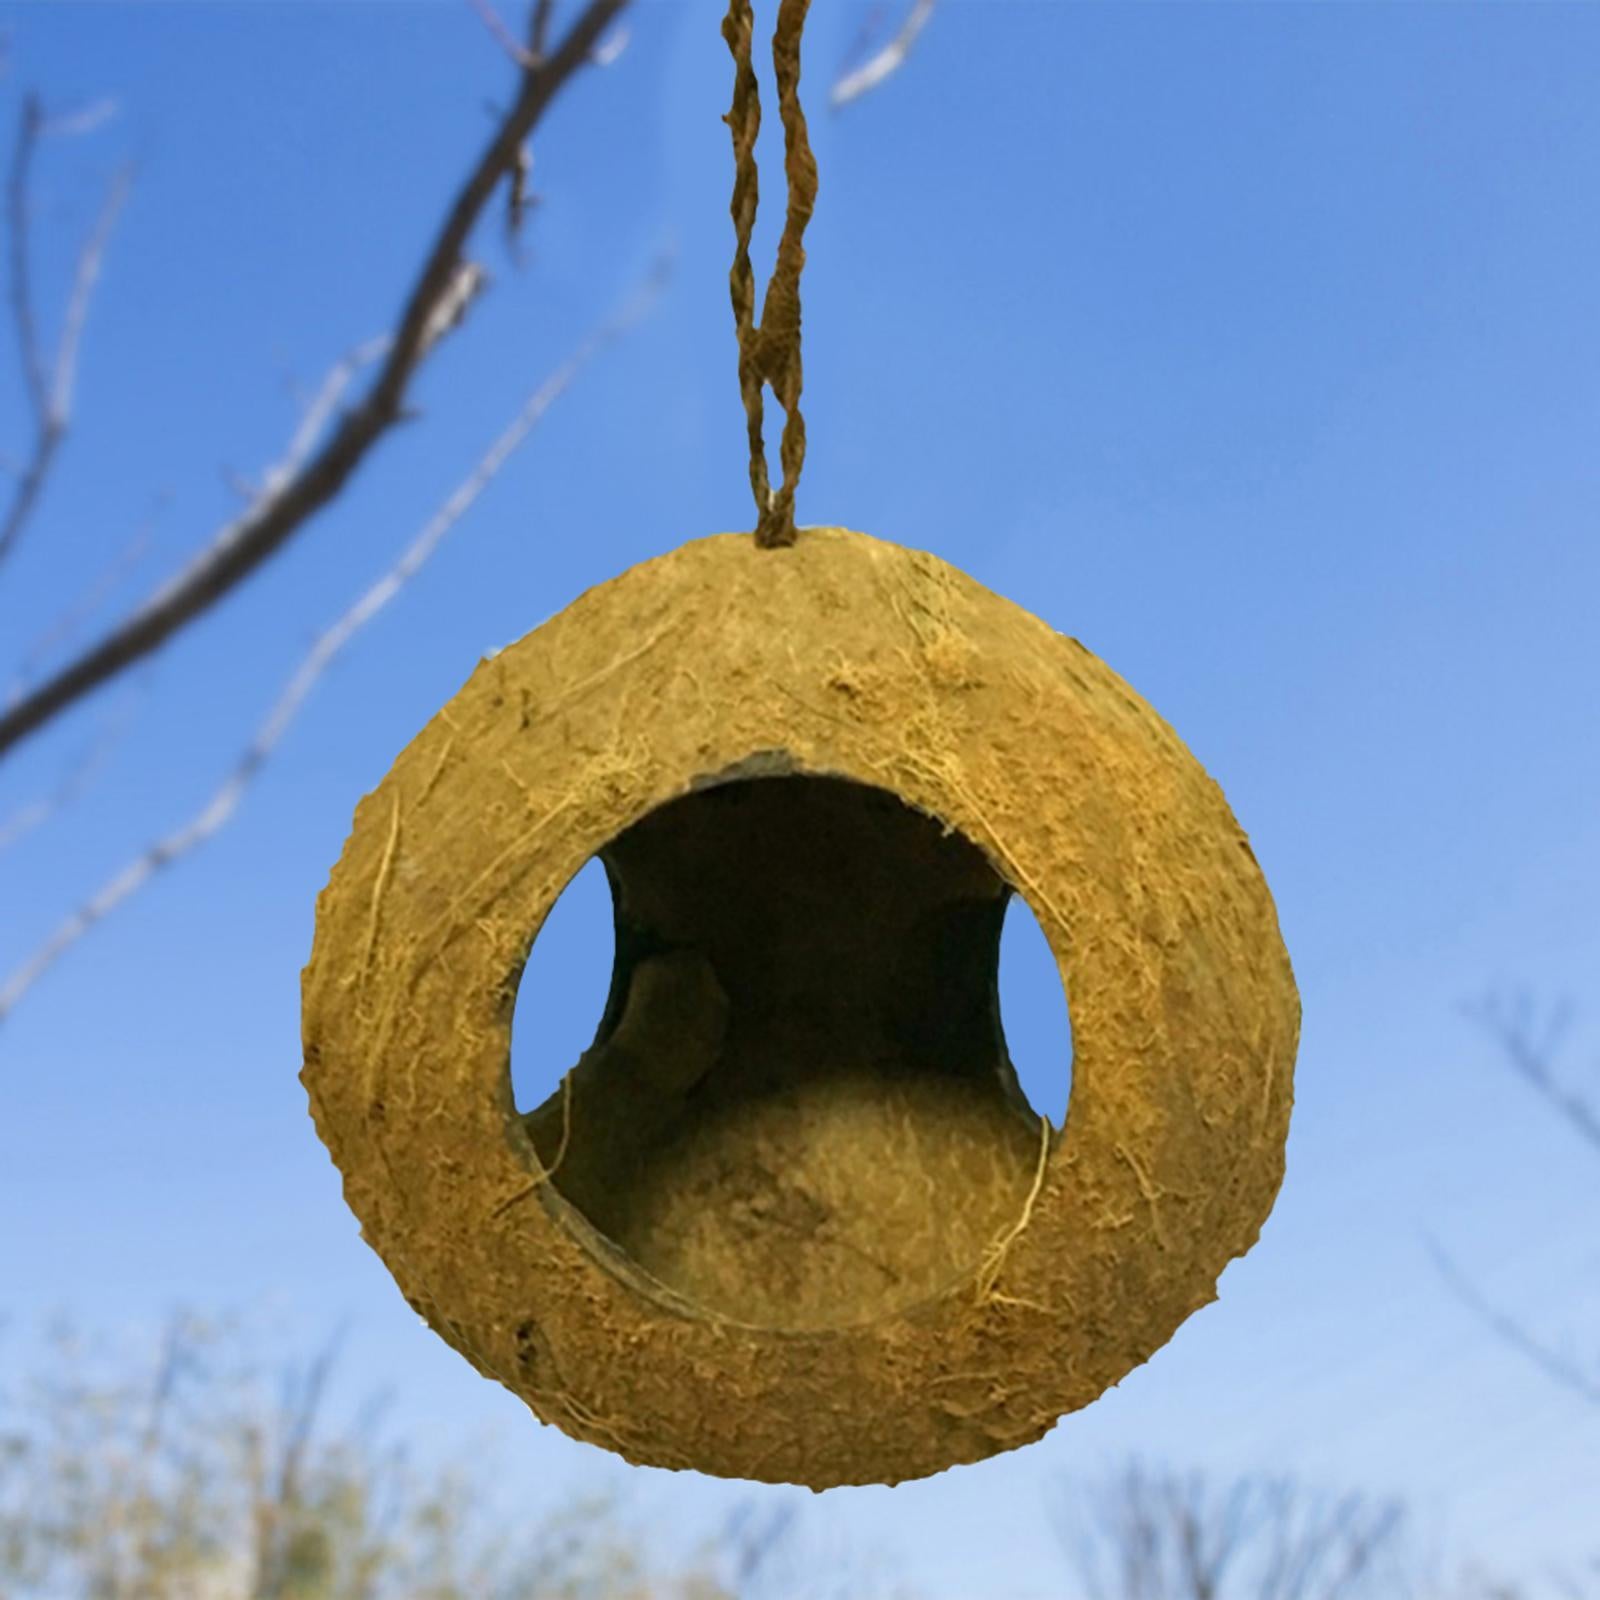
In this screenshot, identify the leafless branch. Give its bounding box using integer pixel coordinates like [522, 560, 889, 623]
[0, 245, 672, 1027]
[2, 93, 133, 571]
[831, 0, 935, 110]
[720, 1499, 799, 1594]
[264, 334, 393, 502]
[530, 0, 557, 62]
[250, 1327, 348, 1598]
[467, 0, 538, 69]
[8, 96, 49, 421]
[6, 334, 378, 704]
[0, 0, 631, 770]
[6, 495, 162, 708]
[590, 23, 630, 69]
[1425, 1234, 1600, 1408]
[3, 1306, 793, 1593]
[506, 142, 538, 255]
[44, 168, 130, 426]
[1459, 987, 1597, 1157]
[499, 3, 555, 253]
[137, 1313, 187, 1460]
[1425, 989, 1600, 1412]
[1058, 1459, 1409, 1600]
[838, 4, 890, 87]
[40, 97, 119, 140]
[0, 679, 144, 857]
[477, 0, 617, 73]
[1317, 1500, 1405, 1600]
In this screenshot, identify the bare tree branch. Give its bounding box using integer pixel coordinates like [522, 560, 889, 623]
[0, 679, 144, 857]
[1425, 1234, 1600, 1409]
[210, 336, 390, 521]
[1057, 1460, 1410, 1600]
[0, 0, 631, 770]
[8, 96, 50, 422]
[261, 334, 393, 503]
[6, 495, 162, 709]
[42, 167, 129, 429]
[4, 334, 377, 710]
[530, 0, 557, 62]
[39, 97, 120, 141]
[251, 1325, 350, 1600]
[590, 22, 630, 69]
[467, 0, 538, 70]
[1425, 987, 1600, 1418]
[0, 343, 375, 859]
[497, 4, 559, 255]
[831, 0, 935, 110]
[0, 245, 672, 1027]
[1459, 987, 1597, 1157]
[719, 1499, 799, 1595]
[2, 93, 133, 571]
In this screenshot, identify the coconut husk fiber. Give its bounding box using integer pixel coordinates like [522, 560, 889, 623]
[300, 525, 1300, 1491]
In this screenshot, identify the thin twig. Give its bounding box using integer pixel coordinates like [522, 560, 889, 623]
[590, 24, 630, 68]
[836, 3, 889, 92]
[1459, 987, 1597, 1156]
[719, 1499, 799, 1594]
[261, 334, 392, 502]
[1424, 990, 1600, 1413]
[467, 0, 538, 68]
[0, 246, 672, 1026]
[6, 496, 163, 709]
[1060, 1462, 1407, 1600]
[5, 336, 379, 713]
[0, 0, 631, 768]
[0, 678, 145, 857]
[530, 0, 557, 61]
[500, 0, 556, 256]
[506, 142, 538, 255]
[1425, 1234, 1600, 1409]
[40, 98, 119, 140]
[8, 95, 49, 422]
[830, 0, 934, 110]
[48, 165, 133, 428]
[217, 335, 391, 509]
[1, 91, 134, 571]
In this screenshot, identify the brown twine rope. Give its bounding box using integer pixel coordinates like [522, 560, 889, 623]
[722, 0, 818, 549]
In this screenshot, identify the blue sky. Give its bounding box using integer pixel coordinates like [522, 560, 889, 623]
[2, 2, 1598, 1594]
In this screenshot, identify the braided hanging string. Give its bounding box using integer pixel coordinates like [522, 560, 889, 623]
[722, 0, 818, 549]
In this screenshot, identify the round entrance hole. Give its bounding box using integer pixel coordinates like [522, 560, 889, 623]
[510, 771, 1066, 1333]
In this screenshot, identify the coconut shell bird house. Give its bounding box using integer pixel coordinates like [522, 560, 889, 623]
[301, 0, 1300, 1493]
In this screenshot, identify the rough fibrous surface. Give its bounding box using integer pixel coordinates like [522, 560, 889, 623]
[300, 525, 1300, 1491]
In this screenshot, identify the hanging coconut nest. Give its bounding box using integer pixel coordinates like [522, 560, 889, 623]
[303, 0, 1299, 1495]
[300, 524, 1299, 1491]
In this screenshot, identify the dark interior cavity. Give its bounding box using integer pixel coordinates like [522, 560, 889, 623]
[516, 769, 1053, 1331]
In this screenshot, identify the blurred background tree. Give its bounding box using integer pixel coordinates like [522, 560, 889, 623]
[0, 1310, 822, 1600]
[4, 1304, 1587, 1599]
[1052, 1458, 1410, 1600]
